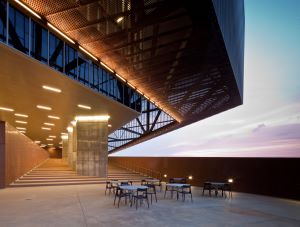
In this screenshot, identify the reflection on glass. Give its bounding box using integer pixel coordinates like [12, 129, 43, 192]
[49, 32, 63, 72]
[0, 0, 6, 42]
[31, 21, 48, 64]
[8, 5, 29, 54]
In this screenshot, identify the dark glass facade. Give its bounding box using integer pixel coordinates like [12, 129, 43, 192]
[8, 4, 29, 54]
[31, 20, 48, 64]
[0, 0, 6, 42]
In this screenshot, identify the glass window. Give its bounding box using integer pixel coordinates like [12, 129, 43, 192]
[31, 20, 48, 64]
[100, 69, 109, 96]
[49, 32, 64, 72]
[116, 80, 124, 103]
[65, 44, 77, 79]
[90, 63, 99, 91]
[0, 0, 6, 42]
[78, 54, 89, 85]
[8, 5, 29, 53]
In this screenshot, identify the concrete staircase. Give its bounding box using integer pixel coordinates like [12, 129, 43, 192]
[10, 159, 146, 187]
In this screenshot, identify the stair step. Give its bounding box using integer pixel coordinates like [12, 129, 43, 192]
[10, 159, 147, 187]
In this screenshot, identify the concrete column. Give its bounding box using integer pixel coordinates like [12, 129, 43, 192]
[67, 129, 73, 169]
[72, 125, 77, 171]
[62, 137, 68, 160]
[76, 121, 108, 177]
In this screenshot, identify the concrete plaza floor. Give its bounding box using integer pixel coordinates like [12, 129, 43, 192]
[0, 184, 299, 227]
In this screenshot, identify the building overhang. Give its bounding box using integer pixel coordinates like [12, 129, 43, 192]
[0, 43, 139, 148]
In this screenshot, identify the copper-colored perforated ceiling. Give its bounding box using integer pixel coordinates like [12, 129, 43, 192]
[18, 0, 242, 127]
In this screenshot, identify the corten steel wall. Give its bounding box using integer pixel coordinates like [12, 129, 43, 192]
[109, 157, 300, 200]
[0, 121, 49, 188]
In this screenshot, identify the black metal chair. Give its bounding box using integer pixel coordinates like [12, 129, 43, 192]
[105, 181, 113, 195]
[222, 183, 233, 198]
[131, 188, 149, 210]
[146, 184, 157, 204]
[164, 178, 181, 198]
[177, 185, 193, 202]
[114, 187, 131, 208]
[170, 178, 187, 184]
[202, 182, 212, 196]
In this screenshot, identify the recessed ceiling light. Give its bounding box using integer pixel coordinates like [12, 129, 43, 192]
[75, 115, 110, 122]
[14, 113, 28, 118]
[116, 16, 124, 23]
[37, 105, 52, 110]
[48, 115, 60, 119]
[15, 120, 27, 124]
[61, 135, 68, 140]
[42, 85, 62, 93]
[108, 124, 112, 127]
[42, 127, 51, 130]
[77, 104, 91, 110]
[44, 122, 55, 126]
[46, 138, 53, 141]
[47, 143, 53, 146]
[16, 127, 26, 130]
[19, 131, 26, 134]
[34, 141, 41, 144]
[49, 135, 56, 138]
[0, 106, 14, 112]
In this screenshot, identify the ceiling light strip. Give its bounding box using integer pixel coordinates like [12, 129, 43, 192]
[44, 122, 54, 126]
[37, 105, 52, 110]
[115, 73, 126, 82]
[100, 62, 114, 73]
[42, 85, 61, 93]
[14, 0, 41, 19]
[15, 120, 27, 124]
[116, 17, 124, 23]
[77, 104, 91, 110]
[75, 115, 110, 122]
[14, 113, 28, 118]
[79, 46, 98, 61]
[0, 107, 14, 112]
[47, 22, 75, 44]
[48, 115, 60, 119]
[127, 82, 135, 89]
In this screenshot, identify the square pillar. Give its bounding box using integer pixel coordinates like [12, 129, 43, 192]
[62, 137, 68, 160]
[75, 121, 108, 177]
[67, 129, 73, 168]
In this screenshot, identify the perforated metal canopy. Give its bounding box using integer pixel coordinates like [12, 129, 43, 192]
[14, 0, 244, 151]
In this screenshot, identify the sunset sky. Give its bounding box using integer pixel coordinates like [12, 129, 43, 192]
[112, 0, 300, 157]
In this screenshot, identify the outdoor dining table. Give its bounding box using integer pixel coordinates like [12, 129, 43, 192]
[165, 183, 191, 199]
[205, 182, 228, 196]
[119, 185, 148, 191]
